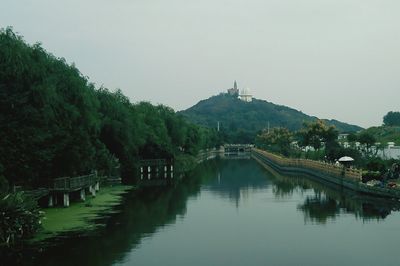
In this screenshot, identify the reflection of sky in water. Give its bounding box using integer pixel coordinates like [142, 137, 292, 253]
[196, 159, 400, 223]
[117, 159, 400, 266]
[202, 159, 272, 207]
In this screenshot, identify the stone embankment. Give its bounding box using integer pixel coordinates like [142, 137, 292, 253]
[252, 148, 400, 200]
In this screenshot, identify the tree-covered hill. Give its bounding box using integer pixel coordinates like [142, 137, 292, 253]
[360, 126, 400, 146]
[180, 93, 363, 143]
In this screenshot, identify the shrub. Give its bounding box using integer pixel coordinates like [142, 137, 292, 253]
[0, 192, 42, 246]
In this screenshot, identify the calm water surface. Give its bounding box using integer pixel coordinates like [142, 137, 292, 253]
[30, 159, 400, 266]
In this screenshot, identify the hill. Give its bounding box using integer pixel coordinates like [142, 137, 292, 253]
[180, 93, 363, 143]
[362, 126, 400, 145]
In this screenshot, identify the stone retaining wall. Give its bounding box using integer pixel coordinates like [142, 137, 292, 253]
[252, 148, 400, 199]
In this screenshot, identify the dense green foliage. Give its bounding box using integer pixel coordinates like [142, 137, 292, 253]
[0, 28, 217, 187]
[257, 120, 346, 161]
[357, 131, 377, 151]
[180, 93, 363, 143]
[383, 111, 400, 127]
[297, 120, 338, 151]
[256, 127, 293, 156]
[296, 120, 340, 160]
[256, 120, 399, 178]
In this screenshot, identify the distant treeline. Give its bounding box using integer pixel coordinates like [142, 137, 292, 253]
[0, 28, 219, 187]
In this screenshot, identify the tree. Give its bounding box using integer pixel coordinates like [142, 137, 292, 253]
[344, 132, 358, 150]
[0, 28, 218, 186]
[298, 120, 339, 151]
[0, 27, 101, 185]
[347, 132, 358, 143]
[383, 111, 400, 126]
[256, 127, 293, 156]
[358, 132, 376, 153]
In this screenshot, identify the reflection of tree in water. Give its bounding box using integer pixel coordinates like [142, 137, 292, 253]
[261, 162, 400, 224]
[298, 193, 340, 224]
[271, 179, 311, 198]
[298, 194, 393, 224]
[11, 162, 217, 266]
[360, 203, 392, 220]
[9, 159, 400, 265]
[203, 159, 271, 207]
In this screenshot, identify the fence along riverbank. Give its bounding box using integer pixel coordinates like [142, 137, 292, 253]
[252, 148, 400, 200]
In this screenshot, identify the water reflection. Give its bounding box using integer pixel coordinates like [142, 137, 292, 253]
[260, 162, 400, 224]
[203, 159, 271, 207]
[202, 159, 400, 224]
[10, 162, 217, 266]
[8, 158, 400, 265]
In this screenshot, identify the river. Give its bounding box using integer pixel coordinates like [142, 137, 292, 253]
[17, 158, 400, 265]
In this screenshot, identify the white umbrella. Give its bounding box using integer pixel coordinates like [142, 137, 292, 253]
[338, 156, 354, 162]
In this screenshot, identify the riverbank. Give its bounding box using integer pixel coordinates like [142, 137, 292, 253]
[33, 185, 133, 242]
[20, 150, 216, 245]
[32, 150, 219, 242]
[2, 148, 220, 248]
[252, 148, 400, 200]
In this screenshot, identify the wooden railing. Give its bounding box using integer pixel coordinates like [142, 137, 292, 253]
[139, 159, 168, 167]
[52, 177, 70, 191]
[224, 144, 254, 148]
[52, 173, 98, 191]
[253, 148, 362, 181]
[224, 144, 254, 153]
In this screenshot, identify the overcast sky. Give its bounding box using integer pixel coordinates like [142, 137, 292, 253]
[2, 0, 400, 128]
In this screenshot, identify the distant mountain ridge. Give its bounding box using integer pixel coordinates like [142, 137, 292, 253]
[179, 93, 363, 142]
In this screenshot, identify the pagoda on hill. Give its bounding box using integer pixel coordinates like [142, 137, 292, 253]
[227, 81, 252, 102]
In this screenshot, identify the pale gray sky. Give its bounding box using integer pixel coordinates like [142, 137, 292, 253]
[2, 0, 400, 128]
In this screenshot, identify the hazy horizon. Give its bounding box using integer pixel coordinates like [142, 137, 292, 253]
[2, 0, 400, 128]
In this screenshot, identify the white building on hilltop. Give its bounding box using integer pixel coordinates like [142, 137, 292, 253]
[238, 88, 253, 102]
